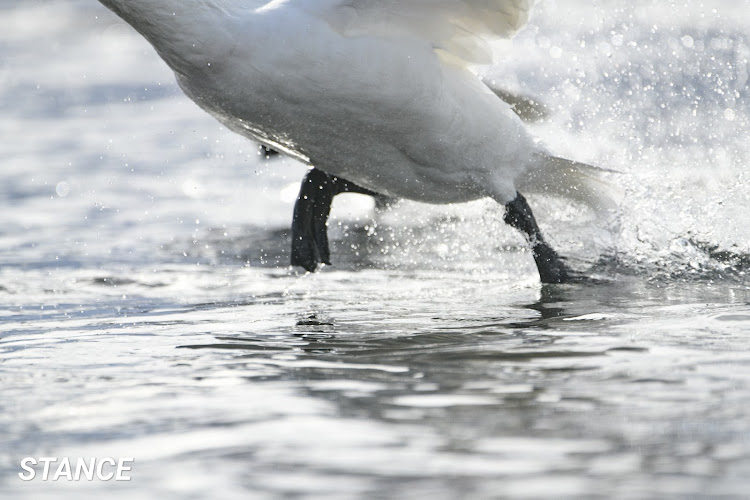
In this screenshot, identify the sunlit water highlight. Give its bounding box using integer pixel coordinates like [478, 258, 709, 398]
[2, 1, 750, 498]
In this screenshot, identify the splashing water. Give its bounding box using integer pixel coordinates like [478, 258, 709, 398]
[489, 1, 750, 280]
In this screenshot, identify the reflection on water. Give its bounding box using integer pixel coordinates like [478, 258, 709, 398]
[2, 0, 750, 498]
[3, 258, 750, 498]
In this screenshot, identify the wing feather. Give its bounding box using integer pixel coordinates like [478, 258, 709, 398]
[303, 0, 535, 65]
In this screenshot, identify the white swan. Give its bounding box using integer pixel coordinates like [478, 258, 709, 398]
[98, 0, 608, 282]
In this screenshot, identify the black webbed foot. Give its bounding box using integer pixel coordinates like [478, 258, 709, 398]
[504, 192, 575, 284]
[291, 168, 380, 272]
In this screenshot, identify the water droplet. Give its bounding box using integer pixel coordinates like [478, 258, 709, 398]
[55, 181, 71, 198]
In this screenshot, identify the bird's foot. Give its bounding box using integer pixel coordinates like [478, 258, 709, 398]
[532, 243, 575, 284]
[291, 169, 336, 272]
[291, 231, 329, 272]
[290, 168, 385, 272]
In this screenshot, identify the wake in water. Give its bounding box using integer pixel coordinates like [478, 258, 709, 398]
[590, 238, 750, 284]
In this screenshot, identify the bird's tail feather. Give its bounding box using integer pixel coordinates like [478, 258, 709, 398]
[517, 153, 622, 216]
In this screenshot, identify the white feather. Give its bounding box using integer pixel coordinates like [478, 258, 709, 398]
[97, 0, 615, 212]
[305, 0, 535, 65]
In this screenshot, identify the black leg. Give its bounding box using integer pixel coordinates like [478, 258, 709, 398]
[291, 169, 328, 271]
[291, 168, 380, 272]
[504, 192, 573, 283]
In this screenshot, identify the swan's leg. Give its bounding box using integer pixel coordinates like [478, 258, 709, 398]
[503, 192, 573, 283]
[291, 168, 328, 271]
[291, 168, 380, 272]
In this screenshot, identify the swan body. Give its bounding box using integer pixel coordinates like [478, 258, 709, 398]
[99, 0, 541, 204]
[99, 0, 604, 281]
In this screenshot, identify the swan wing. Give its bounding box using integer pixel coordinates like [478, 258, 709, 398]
[298, 0, 535, 65]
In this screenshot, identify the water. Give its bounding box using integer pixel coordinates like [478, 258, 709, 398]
[2, 1, 750, 498]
